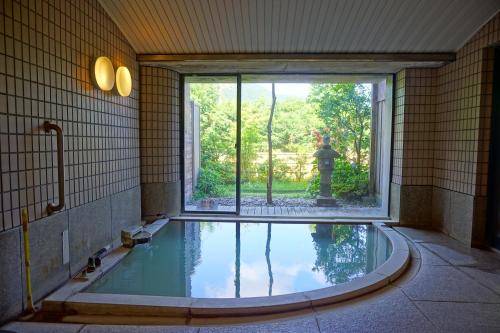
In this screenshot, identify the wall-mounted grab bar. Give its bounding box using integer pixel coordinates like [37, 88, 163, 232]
[43, 121, 65, 215]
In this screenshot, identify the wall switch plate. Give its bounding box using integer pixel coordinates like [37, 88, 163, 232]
[62, 229, 69, 265]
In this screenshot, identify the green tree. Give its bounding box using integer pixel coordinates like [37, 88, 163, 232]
[241, 97, 268, 182]
[190, 83, 236, 198]
[190, 83, 218, 115]
[310, 224, 368, 284]
[273, 98, 323, 152]
[308, 84, 371, 166]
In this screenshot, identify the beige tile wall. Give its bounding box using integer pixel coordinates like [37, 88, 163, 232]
[393, 12, 500, 193]
[391, 12, 500, 244]
[392, 68, 437, 186]
[434, 13, 500, 196]
[0, 0, 139, 232]
[140, 66, 180, 185]
[391, 71, 405, 185]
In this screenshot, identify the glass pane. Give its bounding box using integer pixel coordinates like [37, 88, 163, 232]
[240, 75, 390, 217]
[183, 76, 237, 213]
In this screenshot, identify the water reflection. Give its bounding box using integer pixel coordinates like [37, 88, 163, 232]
[87, 222, 391, 298]
[235, 223, 240, 298]
[266, 223, 273, 296]
[311, 224, 367, 284]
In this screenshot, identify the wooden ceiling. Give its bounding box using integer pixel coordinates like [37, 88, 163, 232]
[138, 58, 448, 74]
[99, 0, 499, 54]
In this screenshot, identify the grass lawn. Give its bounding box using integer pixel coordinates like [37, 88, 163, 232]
[219, 180, 311, 198]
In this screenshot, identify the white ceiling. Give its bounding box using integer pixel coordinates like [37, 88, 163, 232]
[99, 0, 500, 54]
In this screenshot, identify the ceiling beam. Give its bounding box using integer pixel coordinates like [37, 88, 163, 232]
[137, 52, 456, 63]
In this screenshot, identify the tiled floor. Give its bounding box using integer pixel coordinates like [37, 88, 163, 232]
[3, 227, 500, 332]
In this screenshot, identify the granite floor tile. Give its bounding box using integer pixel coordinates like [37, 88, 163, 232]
[394, 227, 451, 243]
[415, 244, 450, 266]
[199, 317, 319, 333]
[315, 287, 437, 333]
[81, 325, 199, 333]
[401, 264, 500, 302]
[1, 322, 83, 333]
[422, 242, 500, 267]
[415, 301, 500, 332]
[458, 266, 500, 294]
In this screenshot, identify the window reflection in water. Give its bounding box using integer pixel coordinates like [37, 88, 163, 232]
[311, 224, 368, 284]
[88, 222, 391, 298]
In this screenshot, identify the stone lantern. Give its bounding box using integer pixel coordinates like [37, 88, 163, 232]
[313, 135, 340, 207]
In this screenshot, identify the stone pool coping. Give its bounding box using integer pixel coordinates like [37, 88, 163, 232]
[40, 220, 409, 322]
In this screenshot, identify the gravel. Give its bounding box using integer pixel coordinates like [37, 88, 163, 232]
[188, 196, 377, 208]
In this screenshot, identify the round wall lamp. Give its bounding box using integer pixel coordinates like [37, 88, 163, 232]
[115, 66, 132, 96]
[91, 56, 115, 91]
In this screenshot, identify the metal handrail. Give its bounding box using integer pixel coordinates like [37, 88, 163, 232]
[43, 121, 65, 215]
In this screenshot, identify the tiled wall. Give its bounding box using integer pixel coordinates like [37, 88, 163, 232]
[392, 68, 437, 186]
[140, 66, 180, 184]
[431, 13, 499, 245]
[391, 12, 500, 245]
[391, 71, 405, 185]
[140, 66, 181, 217]
[0, 0, 139, 232]
[402, 69, 437, 186]
[184, 100, 194, 200]
[434, 15, 499, 196]
[0, 0, 140, 323]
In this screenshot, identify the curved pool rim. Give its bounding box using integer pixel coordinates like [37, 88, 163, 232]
[41, 221, 410, 321]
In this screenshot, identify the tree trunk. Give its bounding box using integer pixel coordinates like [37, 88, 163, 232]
[354, 137, 361, 168]
[267, 83, 277, 204]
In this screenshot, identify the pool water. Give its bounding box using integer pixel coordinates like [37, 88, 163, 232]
[87, 221, 392, 298]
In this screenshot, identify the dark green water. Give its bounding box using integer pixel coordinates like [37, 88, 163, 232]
[87, 221, 391, 298]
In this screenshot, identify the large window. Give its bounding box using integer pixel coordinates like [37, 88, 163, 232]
[183, 75, 392, 217]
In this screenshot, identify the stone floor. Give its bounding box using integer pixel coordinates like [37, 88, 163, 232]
[3, 226, 500, 332]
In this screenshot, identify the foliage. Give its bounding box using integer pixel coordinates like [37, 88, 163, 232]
[332, 159, 369, 200]
[292, 153, 309, 181]
[240, 97, 322, 182]
[307, 157, 369, 201]
[272, 99, 323, 151]
[189, 82, 372, 201]
[254, 158, 301, 182]
[311, 224, 368, 284]
[271, 159, 290, 181]
[192, 167, 226, 200]
[190, 83, 236, 165]
[308, 83, 371, 165]
[190, 83, 236, 199]
[241, 122, 262, 182]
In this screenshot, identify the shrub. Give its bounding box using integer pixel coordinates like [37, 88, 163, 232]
[192, 167, 225, 200]
[293, 154, 309, 181]
[254, 159, 293, 182]
[307, 158, 369, 201]
[201, 159, 234, 185]
[332, 160, 369, 200]
[256, 163, 268, 182]
[273, 159, 292, 181]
